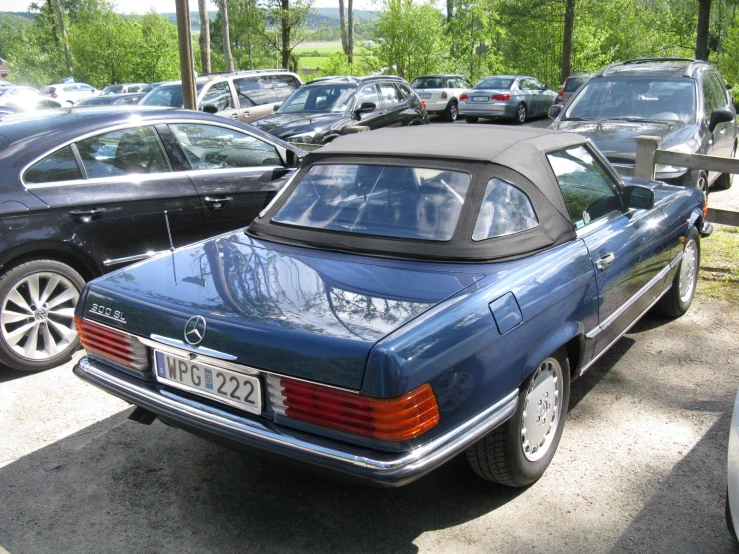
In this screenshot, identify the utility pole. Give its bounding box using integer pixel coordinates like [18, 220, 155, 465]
[175, 0, 197, 110]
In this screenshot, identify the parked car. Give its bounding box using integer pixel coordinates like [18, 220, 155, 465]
[411, 74, 473, 122]
[73, 125, 707, 488]
[548, 58, 738, 193]
[251, 75, 429, 145]
[0, 106, 303, 372]
[39, 82, 98, 105]
[727, 386, 739, 541]
[554, 72, 594, 105]
[75, 93, 146, 107]
[101, 83, 147, 95]
[0, 86, 40, 107]
[140, 70, 303, 124]
[459, 75, 557, 124]
[140, 82, 165, 94]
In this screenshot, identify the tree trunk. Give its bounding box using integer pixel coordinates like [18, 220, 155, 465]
[281, 0, 290, 69]
[446, 0, 453, 23]
[198, 0, 211, 73]
[52, 0, 72, 76]
[560, 0, 575, 83]
[695, 0, 711, 60]
[339, 0, 348, 55]
[220, 0, 234, 72]
[347, 0, 354, 65]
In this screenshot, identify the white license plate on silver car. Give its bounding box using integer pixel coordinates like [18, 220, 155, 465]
[154, 350, 261, 414]
[472, 96, 489, 102]
[420, 93, 432, 99]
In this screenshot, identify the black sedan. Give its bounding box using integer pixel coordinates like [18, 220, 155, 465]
[250, 75, 429, 145]
[0, 106, 301, 372]
[75, 93, 147, 106]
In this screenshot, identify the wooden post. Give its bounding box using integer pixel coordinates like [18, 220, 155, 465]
[175, 0, 196, 110]
[633, 136, 662, 180]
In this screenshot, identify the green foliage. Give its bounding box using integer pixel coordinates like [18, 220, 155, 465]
[374, 0, 448, 79]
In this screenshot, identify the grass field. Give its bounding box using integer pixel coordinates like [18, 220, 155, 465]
[698, 223, 739, 303]
[294, 41, 373, 71]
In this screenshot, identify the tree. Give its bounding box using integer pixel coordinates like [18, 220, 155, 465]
[696, 0, 711, 59]
[219, 0, 235, 71]
[561, 0, 575, 81]
[199, 0, 211, 73]
[266, 0, 315, 69]
[51, 0, 72, 75]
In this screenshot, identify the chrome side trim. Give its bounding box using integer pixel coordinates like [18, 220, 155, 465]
[102, 250, 166, 267]
[147, 334, 238, 361]
[579, 281, 672, 377]
[585, 251, 683, 340]
[75, 355, 518, 481]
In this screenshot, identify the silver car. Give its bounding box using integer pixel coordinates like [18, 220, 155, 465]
[411, 74, 473, 122]
[458, 75, 558, 124]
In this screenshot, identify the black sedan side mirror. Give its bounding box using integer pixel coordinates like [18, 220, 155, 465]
[201, 104, 218, 114]
[624, 184, 655, 210]
[354, 102, 376, 120]
[709, 107, 734, 133]
[548, 104, 563, 120]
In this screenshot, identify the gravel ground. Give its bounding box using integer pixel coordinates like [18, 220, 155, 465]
[2, 116, 738, 554]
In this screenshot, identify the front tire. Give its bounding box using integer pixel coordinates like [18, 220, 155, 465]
[656, 226, 700, 317]
[0, 259, 84, 372]
[444, 101, 459, 122]
[514, 103, 527, 124]
[466, 349, 571, 487]
[715, 146, 736, 190]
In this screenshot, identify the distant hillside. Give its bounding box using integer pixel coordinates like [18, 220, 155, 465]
[164, 8, 378, 31]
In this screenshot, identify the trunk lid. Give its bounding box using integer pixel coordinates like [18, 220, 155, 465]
[81, 234, 482, 390]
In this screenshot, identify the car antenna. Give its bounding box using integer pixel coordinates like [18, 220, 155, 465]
[164, 210, 178, 285]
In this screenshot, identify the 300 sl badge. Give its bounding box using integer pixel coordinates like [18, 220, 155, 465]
[89, 303, 126, 323]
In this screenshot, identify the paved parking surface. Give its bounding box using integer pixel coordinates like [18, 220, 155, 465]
[2, 116, 738, 554]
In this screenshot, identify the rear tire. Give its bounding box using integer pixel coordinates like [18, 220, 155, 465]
[0, 259, 84, 372]
[466, 348, 570, 487]
[727, 488, 738, 541]
[656, 226, 700, 318]
[514, 103, 527, 124]
[444, 101, 459, 122]
[465, 116, 479, 123]
[715, 146, 736, 190]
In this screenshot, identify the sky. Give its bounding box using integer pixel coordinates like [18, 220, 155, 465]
[1, 0, 378, 13]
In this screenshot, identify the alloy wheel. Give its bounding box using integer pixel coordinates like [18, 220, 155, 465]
[1, 271, 79, 360]
[521, 357, 564, 462]
[678, 239, 697, 303]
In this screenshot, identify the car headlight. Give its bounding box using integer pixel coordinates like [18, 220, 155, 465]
[285, 132, 318, 144]
[655, 140, 698, 174]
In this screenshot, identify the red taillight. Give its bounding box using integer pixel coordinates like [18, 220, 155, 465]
[269, 376, 440, 442]
[459, 93, 469, 101]
[441, 91, 448, 99]
[491, 93, 510, 101]
[51, 92, 58, 98]
[556, 87, 564, 103]
[75, 316, 148, 371]
[421, 99, 427, 110]
[703, 197, 709, 219]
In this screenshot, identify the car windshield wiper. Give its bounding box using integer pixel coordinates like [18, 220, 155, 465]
[563, 116, 590, 121]
[603, 116, 655, 123]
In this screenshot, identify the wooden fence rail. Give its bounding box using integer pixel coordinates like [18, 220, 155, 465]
[634, 135, 739, 226]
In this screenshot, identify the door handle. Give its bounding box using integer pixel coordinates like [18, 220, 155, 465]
[243, 111, 250, 118]
[204, 196, 233, 210]
[720, 128, 727, 134]
[595, 252, 615, 271]
[230, 113, 239, 120]
[68, 207, 106, 223]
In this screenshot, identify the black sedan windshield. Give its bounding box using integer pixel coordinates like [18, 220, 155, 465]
[279, 85, 356, 114]
[475, 78, 513, 90]
[565, 77, 696, 123]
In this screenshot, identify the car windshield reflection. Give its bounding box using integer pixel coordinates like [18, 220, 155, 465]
[278, 85, 356, 114]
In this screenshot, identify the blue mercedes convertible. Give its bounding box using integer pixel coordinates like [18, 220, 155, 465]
[73, 125, 709, 487]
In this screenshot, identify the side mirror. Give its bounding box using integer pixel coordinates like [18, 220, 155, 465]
[201, 104, 218, 114]
[709, 106, 734, 132]
[354, 102, 376, 119]
[727, 84, 734, 91]
[285, 149, 302, 168]
[548, 104, 563, 120]
[624, 184, 655, 210]
[543, 85, 549, 91]
[273, 102, 282, 112]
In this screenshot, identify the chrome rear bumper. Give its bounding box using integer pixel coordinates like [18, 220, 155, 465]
[74, 356, 518, 487]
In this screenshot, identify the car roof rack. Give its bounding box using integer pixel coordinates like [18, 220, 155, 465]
[601, 57, 706, 77]
[200, 68, 290, 77]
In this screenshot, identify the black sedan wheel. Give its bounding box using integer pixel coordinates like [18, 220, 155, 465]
[466, 348, 570, 487]
[0, 260, 84, 372]
[515, 103, 527, 124]
[657, 226, 699, 318]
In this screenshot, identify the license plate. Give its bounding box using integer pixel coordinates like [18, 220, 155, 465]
[472, 96, 490, 102]
[154, 350, 261, 414]
[419, 93, 432, 99]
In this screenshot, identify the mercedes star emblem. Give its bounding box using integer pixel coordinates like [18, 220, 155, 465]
[184, 315, 207, 345]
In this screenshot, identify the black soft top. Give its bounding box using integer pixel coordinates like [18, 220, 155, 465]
[248, 126, 589, 263]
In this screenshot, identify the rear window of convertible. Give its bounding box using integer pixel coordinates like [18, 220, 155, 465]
[272, 164, 472, 241]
